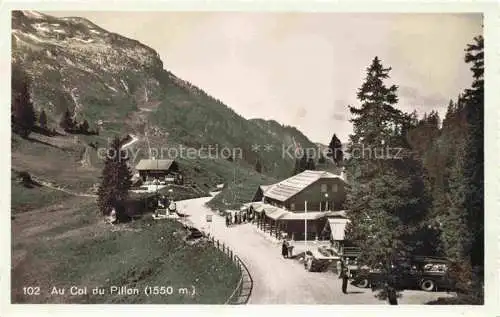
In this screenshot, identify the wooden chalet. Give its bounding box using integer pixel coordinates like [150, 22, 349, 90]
[248, 170, 349, 241]
[135, 159, 180, 183]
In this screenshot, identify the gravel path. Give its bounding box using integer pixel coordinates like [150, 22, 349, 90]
[178, 195, 454, 305]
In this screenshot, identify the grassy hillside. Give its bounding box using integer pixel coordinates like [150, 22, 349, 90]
[11, 194, 240, 304]
[11, 178, 72, 214]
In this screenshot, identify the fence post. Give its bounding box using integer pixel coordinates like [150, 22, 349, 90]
[216, 240, 219, 249]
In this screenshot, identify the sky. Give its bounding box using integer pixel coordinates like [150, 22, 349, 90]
[46, 11, 483, 144]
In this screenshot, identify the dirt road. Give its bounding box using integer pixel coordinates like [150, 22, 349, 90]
[177, 195, 454, 305]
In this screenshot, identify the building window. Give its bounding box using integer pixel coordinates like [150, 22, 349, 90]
[290, 203, 295, 211]
[321, 184, 327, 192]
[332, 184, 338, 192]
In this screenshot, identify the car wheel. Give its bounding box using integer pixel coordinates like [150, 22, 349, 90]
[420, 279, 435, 292]
[356, 279, 369, 288]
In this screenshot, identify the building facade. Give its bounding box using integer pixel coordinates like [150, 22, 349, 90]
[135, 159, 181, 183]
[249, 170, 349, 241]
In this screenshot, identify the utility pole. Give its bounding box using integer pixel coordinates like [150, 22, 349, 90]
[304, 200, 308, 251]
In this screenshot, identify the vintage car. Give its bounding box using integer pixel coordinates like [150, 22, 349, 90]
[304, 245, 340, 272]
[351, 256, 455, 292]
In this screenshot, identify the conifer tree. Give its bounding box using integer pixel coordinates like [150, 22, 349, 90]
[80, 119, 89, 133]
[439, 35, 484, 297]
[11, 63, 36, 138]
[97, 136, 132, 219]
[463, 35, 484, 272]
[345, 57, 430, 304]
[327, 134, 343, 165]
[60, 108, 75, 131]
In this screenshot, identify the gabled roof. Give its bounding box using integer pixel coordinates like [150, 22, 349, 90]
[264, 170, 344, 202]
[260, 184, 272, 192]
[135, 159, 175, 171]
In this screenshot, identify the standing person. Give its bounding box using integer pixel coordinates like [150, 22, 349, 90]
[234, 212, 237, 225]
[387, 284, 398, 305]
[340, 259, 349, 294]
[287, 239, 294, 258]
[225, 214, 229, 227]
[281, 239, 289, 258]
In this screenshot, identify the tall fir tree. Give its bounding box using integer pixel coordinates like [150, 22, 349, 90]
[438, 35, 484, 296]
[97, 136, 132, 219]
[11, 63, 36, 138]
[327, 134, 344, 165]
[463, 35, 484, 272]
[345, 57, 430, 304]
[60, 108, 75, 131]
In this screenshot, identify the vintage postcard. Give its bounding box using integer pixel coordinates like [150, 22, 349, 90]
[2, 0, 498, 316]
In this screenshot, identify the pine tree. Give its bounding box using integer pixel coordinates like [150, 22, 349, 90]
[11, 63, 36, 138]
[60, 108, 75, 131]
[80, 119, 89, 133]
[327, 134, 344, 165]
[439, 35, 484, 297]
[345, 57, 430, 304]
[444, 100, 455, 125]
[97, 136, 132, 219]
[463, 35, 484, 271]
[39, 109, 48, 130]
[440, 138, 472, 279]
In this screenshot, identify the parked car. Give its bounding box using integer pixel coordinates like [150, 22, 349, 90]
[351, 256, 455, 292]
[304, 245, 340, 272]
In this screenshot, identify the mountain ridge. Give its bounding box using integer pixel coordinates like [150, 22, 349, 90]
[11, 10, 325, 190]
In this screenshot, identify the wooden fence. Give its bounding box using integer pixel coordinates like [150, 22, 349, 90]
[204, 233, 253, 305]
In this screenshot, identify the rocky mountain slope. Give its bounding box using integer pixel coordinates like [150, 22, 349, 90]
[11, 10, 321, 189]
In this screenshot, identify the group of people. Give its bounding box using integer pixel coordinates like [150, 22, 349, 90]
[225, 210, 254, 227]
[281, 239, 294, 258]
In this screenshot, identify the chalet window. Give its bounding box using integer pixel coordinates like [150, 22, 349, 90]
[321, 184, 327, 192]
[290, 203, 295, 211]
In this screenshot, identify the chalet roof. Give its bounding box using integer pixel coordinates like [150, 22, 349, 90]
[248, 202, 348, 221]
[264, 170, 344, 202]
[260, 185, 272, 192]
[135, 159, 175, 171]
